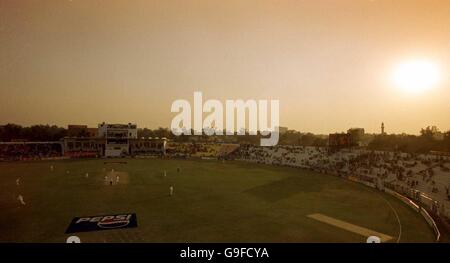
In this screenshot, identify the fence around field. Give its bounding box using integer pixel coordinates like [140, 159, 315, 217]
[384, 188, 441, 242]
[240, 158, 445, 242]
[348, 175, 442, 242]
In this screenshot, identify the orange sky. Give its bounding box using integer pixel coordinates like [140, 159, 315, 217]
[0, 0, 449, 134]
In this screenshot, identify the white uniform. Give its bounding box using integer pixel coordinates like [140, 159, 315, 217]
[17, 195, 26, 205]
[16, 178, 20, 186]
[169, 186, 174, 196]
[116, 175, 120, 184]
[163, 170, 167, 177]
[85, 173, 89, 178]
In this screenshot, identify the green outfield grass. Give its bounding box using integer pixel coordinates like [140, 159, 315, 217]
[0, 158, 436, 243]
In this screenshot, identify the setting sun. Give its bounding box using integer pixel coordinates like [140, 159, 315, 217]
[393, 60, 440, 93]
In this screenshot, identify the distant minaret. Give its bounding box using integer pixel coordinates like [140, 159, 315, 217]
[381, 122, 385, 135]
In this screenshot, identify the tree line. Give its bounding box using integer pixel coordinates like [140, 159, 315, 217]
[1, 123, 449, 153]
[367, 126, 450, 153]
[0, 124, 67, 142]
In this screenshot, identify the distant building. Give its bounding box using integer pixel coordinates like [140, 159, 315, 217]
[67, 125, 87, 137]
[329, 128, 365, 149]
[62, 137, 104, 158]
[67, 125, 97, 138]
[328, 133, 352, 148]
[63, 122, 166, 157]
[98, 123, 137, 157]
[347, 128, 365, 146]
[129, 138, 167, 156]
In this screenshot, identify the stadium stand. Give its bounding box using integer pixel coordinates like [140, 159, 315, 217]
[235, 144, 450, 220]
[1, 136, 449, 234]
[0, 142, 63, 161]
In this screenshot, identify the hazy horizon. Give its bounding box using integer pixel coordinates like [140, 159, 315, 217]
[1, 0, 449, 135]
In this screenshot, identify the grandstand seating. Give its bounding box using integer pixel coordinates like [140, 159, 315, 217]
[2, 139, 449, 221]
[235, 144, 450, 219]
[0, 142, 62, 161]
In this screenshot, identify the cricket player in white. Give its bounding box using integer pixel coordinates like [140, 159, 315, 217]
[17, 195, 26, 205]
[163, 170, 166, 177]
[16, 178, 20, 186]
[169, 186, 174, 196]
[116, 175, 120, 184]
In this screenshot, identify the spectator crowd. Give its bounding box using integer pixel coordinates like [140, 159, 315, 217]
[236, 144, 450, 219]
